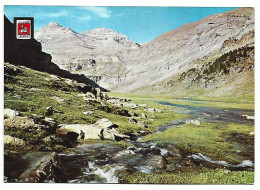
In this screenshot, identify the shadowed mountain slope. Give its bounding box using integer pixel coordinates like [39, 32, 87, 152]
[4, 16, 107, 92]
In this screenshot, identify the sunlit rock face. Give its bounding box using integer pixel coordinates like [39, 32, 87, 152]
[35, 8, 254, 94]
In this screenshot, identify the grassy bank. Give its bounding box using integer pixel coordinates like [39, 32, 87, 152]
[109, 92, 254, 110]
[123, 167, 254, 184]
[143, 122, 254, 164]
[4, 63, 187, 152]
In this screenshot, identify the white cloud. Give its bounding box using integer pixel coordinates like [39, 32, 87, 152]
[49, 10, 68, 17]
[39, 10, 68, 18]
[81, 7, 111, 18]
[75, 15, 91, 21]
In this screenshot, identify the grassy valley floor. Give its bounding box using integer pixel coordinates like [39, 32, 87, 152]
[4, 63, 254, 184]
[108, 92, 254, 184]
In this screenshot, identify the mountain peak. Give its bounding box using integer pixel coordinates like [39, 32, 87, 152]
[92, 28, 117, 33]
[82, 28, 120, 36]
[46, 22, 62, 28]
[81, 28, 139, 47]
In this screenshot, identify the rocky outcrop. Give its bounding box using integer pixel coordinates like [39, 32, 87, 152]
[137, 121, 148, 128]
[146, 108, 163, 113]
[4, 16, 106, 92]
[107, 98, 138, 109]
[4, 135, 25, 146]
[242, 115, 255, 120]
[35, 24, 139, 73]
[56, 118, 129, 141]
[128, 111, 138, 117]
[141, 113, 147, 119]
[19, 152, 63, 182]
[113, 149, 136, 158]
[129, 118, 138, 124]
[185, 120, 201, 126]
[95, 118, 118, 129]
[4, 114, 58, 134]
[4, 108, 20, 119]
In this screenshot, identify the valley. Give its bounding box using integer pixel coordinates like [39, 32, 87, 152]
[4, 7, 255, 184]
[35, 8, 254, 97]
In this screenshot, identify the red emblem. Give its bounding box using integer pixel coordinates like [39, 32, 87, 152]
[16, 20, 31, 39]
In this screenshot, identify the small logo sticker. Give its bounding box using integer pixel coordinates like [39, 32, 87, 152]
[14, 17, 34, 40]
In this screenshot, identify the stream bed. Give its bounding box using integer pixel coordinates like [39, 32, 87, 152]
[4, 100, 255, 183]
[57, 100, 254, 183]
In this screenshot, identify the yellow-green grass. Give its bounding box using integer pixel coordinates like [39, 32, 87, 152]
[143, 123, 254, 164]
[123, 167, 254, 184]
[4, 63, 187, 137]
[4, 63, 254, 162]
[166, 98, 254, 110]
[109, 92, 254, 110]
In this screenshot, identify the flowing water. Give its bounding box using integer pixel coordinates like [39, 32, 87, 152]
[57, 100, 254, 183]
[4, 100, 255, 183]
[158, 101, 254, 125]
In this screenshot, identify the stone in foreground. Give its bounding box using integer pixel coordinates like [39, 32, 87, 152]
[19, 152, 63, 182]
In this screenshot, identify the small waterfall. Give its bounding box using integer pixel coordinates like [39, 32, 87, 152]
[89, 162, 124, 183]
[189, 153, 254, 168]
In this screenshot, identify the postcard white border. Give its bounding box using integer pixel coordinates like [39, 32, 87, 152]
[0, 1, 259, 190]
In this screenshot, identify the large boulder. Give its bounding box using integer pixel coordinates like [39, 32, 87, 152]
[124, 102, 138, 109]
[137, 121, 148, 128]
[147, 108, 156, 113]
[146, 108, 163, 113]
[128, 111, 138, 117]
[141, 113, 147, 119]
[5, 116, 38, 130]
[95, 118, 118, 129]
[242, 115, 255, 120]
[107, 98, 122, 106]
[5, 116, 57, 133]
[113, 149, 136, 159]
[148, 155, 168, 170]
[185, 120, 201, 126]
[43, 135, 64, 143]
[86, 92, 96, 99]
[4, 135, 25, 146]
[56, 119, 128, 141]
[4, 108, 20, 119]
[113, 133, 130, 141]
[19, 152, 63, 182]
[129, 118, 138, 124]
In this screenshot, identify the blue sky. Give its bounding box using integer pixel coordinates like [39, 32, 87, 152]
[4, 6, 237, 43]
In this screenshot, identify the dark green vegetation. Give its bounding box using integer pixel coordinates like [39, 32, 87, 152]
[148, 45, 254, 104]
[179, 45, 254, 83]
[205, 46, 254, 75]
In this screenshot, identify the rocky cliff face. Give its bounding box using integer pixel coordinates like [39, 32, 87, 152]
[34, 8, 254, 96]
[35, 23, 139, 72]
[114, 8, 254, 93]
[4, 16, 106, 92]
